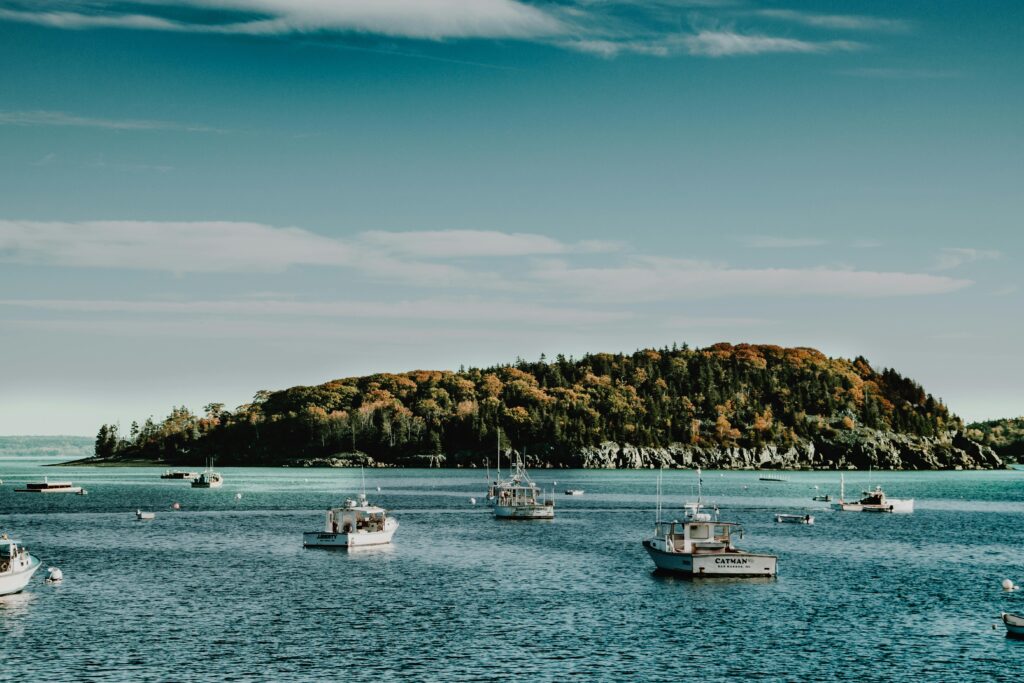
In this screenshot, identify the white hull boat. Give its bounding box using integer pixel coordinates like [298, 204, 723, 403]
[494, 503, 555, 519]
[191, 462, 223, 488]
[831, 476, 913, 513]
[1003, 612, 1024, 639]
[14, 478, 82, 494]
[304, 493, 398, 548]
[775, 514, 814, 525]
[644, 468, 777, 577]
[0, 537, 41, 596]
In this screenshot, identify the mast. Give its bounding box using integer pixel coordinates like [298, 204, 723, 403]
[840, 473, 845, 503]
[656, 465, 662, 525]
[696, 466, 702, 505]
[496, 427, 501, 480]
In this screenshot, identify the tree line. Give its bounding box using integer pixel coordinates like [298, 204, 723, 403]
[94, 343, 958, 465]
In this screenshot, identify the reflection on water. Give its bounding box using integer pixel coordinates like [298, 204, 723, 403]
[0, 459, 1022, 679]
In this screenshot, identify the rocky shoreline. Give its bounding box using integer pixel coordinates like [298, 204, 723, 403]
[62, 429, 1004, 470]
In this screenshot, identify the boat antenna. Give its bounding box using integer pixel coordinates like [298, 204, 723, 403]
[361, 466, 366, 498]
[496, 427, 501, 480]
[840, 473, 845, 503]
[656, 465, 663, 525]
[697, 466, 703, 505]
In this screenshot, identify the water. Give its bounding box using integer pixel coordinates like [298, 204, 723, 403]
[2, 459, 1023, 681]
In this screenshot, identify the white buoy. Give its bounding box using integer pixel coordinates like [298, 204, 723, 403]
[553, 481, 557, 486]
[1002, 578, 1017, 592]
[171, 502, 181, 510]
[469, 497, 477, 505]
[44, 567, 63, 583]
[235, 493, 242, 500]
[376, 486, 381, 492]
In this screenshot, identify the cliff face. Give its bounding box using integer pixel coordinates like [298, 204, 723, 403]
[286, 429, 1002, 470]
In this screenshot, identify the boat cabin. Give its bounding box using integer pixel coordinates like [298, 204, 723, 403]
[0, 539, 27, 572]
[858, 486, 888, 505]
[324, 497, 387, 534]
[652, 519, 742, 554]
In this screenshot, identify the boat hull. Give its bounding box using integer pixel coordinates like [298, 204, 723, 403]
[0, 555, 41, 596]
[494, 504, 554, 520]
[191, 481, 223, 489]
[832, 499, 914, 513]
[14, 487, 83, 494]
[303, 523, 398, 548]
[1004, 612, 1024, 639]
[642, 541, 777, 577]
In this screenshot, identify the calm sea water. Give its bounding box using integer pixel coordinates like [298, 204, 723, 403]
[1, 457, 1023, 682]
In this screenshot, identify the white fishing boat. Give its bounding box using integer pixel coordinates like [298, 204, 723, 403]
[564, 489, 584, 496]
[811, 494, 832, 502]
[643, 469, 777, 577]
[831, 474, 913, 513]
[1003, 612, 1024, 639]
[775, 513, 814, 525]
[191, 460, 223, 488]
[14, 478, 83, 494]
[160, 470, 197, 480]
[492, 454, 554, 520]
[303, 493, 398, 548]
[135, 510, 155, 521]
[0, 535, 41, 596]
[758, 473, 789, 482]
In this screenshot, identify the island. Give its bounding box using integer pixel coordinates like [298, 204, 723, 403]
[71, 343, 1005, 470]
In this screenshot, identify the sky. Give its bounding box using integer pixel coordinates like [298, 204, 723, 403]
[1, 0, 1022, 435]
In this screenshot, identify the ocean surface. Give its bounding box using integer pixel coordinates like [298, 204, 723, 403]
[2, 456, 1023, 682]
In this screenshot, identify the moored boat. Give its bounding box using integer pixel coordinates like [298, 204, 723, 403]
[14, 478, 82, 494]
[493, 456, 554, 520]
[643, 468, 777, 577]
[191, 460, 223, 488]
[759, 473, 789, 482]
[831, 474, 913, 513]
[1003, 612, 1024, 639]
[564, 489, 584, 496]
[811, 494, 832, 502]
[0, 535, 41, 596]
[135, 510, 155, 521]
[303, 493, 398, 548]
[160, 470, 197, 480]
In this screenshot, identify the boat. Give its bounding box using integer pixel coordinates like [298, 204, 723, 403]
[303, 493, 398, 548]
[1003, 612, 1024, 639]
[135, 510, 155, 521]
[564, 489, 584, 496]
[191, 460, 223, 489]
[0, 535, 41, 596]
[831, 474, 913, 513]
[775, 513, 814, 525]
[758, 473, 789, 482]
[643, 468, 778, 577]
[492, 454, 555, 520]
[14, 478, 83, 494]
[811, 494, 832, 502]
[160, 470, 197, 480]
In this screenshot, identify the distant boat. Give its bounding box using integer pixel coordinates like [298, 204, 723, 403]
[564, 489, 584, 496]
[14, 478, 83, 494]
[0, 535, 41, 596]
[811, 494, 833, 502]
[775, 514, 814, 525]
[135, 510, 155, 521]
[1003, 612, 1024, 639]
[160, 470, 197, 480]
[759, 473, 789, 482]
[191, 459, 223, 489]
[831, 474, 913, 513]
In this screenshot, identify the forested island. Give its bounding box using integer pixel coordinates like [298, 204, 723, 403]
[77, 343, 1004, 470]
[965, 416, 1024, 462]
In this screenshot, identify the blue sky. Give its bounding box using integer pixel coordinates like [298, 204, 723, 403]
[1, 0, 1021, 435]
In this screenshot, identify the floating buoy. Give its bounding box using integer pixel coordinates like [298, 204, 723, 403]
[1002, 579, 1017, 592]
[376, 486, 381, 492]
[44, 567, 63, 583]
[553, 481, 558, 486]
[171, 502, 181, 510]
[235, 493, 242, 500]
[469, 497, 477, 505]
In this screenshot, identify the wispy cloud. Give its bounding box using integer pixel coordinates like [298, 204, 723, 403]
[0, 297, 628, 325]
[0, 109, 224, 133]
[360, 230, 619, 258]
[530, 256, 971, 302]
[741, 236, 826, 249]
[934, 247, 1001, 270]
[0, 1, 565, 40]
[756, 9, 911, 33]
[0, 2, 877, 60]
